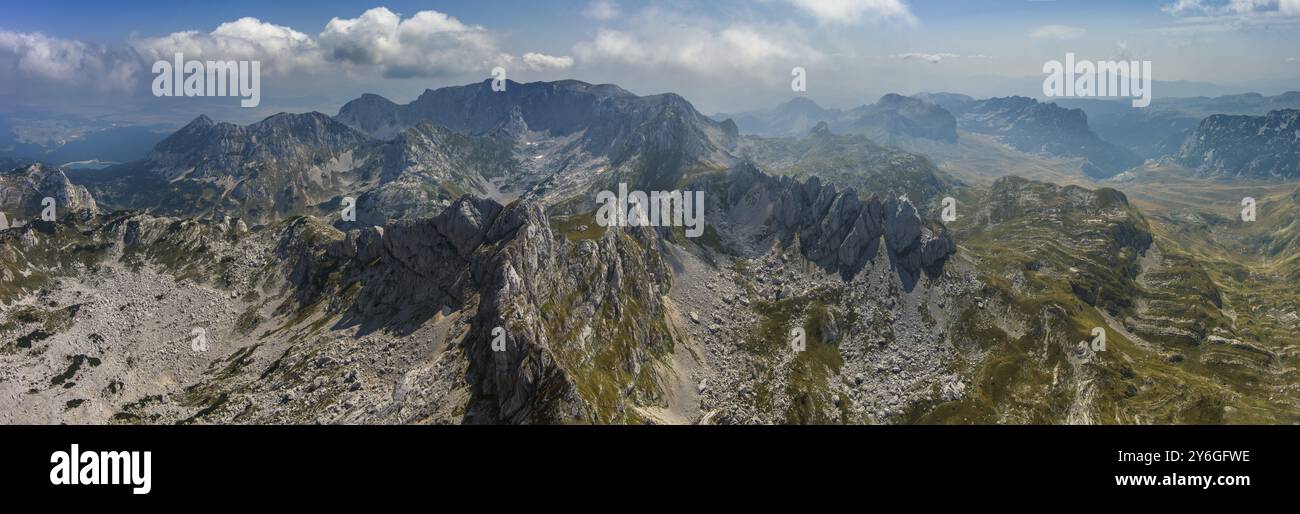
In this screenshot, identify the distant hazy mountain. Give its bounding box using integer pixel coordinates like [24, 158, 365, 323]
[1057, 92, 1300, 159]
[934, 95, 1141, 178]
[716, 94, 957, 143]
[713, 97, 839, 138]
[909, 92, 978, 115]
[835, 94, 958, 143]
[731, 121, 955, 205]
[724, 93, 1135, 177]
[1178, 109, 1300, 178]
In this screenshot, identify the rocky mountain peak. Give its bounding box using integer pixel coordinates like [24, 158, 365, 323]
[838, 94, 959, 143]
[1179, 108, 1300, 178]
[0, 162, 98, 221]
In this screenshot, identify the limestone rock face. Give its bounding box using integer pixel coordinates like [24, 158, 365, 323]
[1179, 109, 1300, 178]
[737, 167, 956, 280]
[287, 194, 673, 423]
[0, 163, 98, 222]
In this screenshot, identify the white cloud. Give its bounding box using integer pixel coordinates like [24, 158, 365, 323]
[1030, 25, 1087, 40]
[783, 0, 917, 25]
[1162, 0, 1300, 20]
[318, 7, 510, 78]
[1162, 0, 1206, 15]
[129, 8, 569, 80]
[1155, 0, 1300, 33]
[1163, 0, 1297, 16]
[894, 52, 951, 64]
[522, 52, 574, 71]
[574, 19, 822, 79]
[133, 17, 325, 75]
[583, 0, 622, 21]
[890, 52, 988, 64]
[0, 30, 142, 90]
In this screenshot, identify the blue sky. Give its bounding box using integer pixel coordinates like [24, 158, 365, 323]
[2, 0, 1298, 122]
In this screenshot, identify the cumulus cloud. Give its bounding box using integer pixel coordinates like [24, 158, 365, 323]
[133, 17, 324, 75]
[0, 30, 142, 90]
[583, 0, 622, 21]
[93, 8, 572, 81]
[1030, 25, 1087, 40]
[318, 7, 517, 78]
[783, 0, 917, 25]
[521, 52, 574, 71]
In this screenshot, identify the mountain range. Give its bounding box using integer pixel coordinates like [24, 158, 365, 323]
[1058, 91, 1300, 160]
[2, 79, 1299, 425]
[719, 93, 1141, 179]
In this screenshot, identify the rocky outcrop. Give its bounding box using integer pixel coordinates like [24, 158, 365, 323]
[762, 171, 956, 281]
[291, 195, 675, 423]
[352, 122, 516, 224]
[0, 163, 98, 224]
[84, 112, 380, 224]
[1178, 109, 1300, 178]
[147, 112, 372, 182]
[314, 197, 496, 323]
